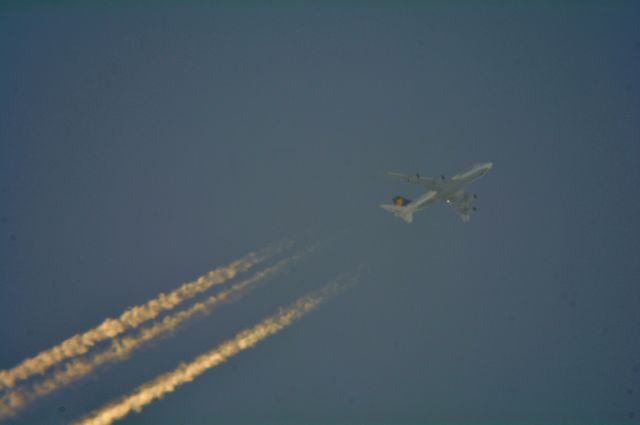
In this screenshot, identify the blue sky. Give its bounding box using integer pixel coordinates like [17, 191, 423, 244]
[1, 2, 639, 424]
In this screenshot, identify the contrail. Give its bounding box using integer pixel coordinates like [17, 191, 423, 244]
[0, 249, 308, 419]
[0, 241, 290, 391]
[73, 274, 357, 425]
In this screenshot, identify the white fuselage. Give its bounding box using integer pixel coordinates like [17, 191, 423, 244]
[438, 162, 492, 202]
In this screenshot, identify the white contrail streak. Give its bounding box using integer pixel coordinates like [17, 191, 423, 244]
[0, 251, 307, 419]
[0, 260, 285, 417]
[0, 241, 290, 391]
[73, 274, 356, 425]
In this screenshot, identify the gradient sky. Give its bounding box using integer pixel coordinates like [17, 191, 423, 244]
[1, 2, 640, 424]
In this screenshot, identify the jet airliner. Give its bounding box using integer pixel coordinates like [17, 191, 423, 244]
[380, 162, 493, 224]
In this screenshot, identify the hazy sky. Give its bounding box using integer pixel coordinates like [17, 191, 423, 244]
[1, 2, 640, 424]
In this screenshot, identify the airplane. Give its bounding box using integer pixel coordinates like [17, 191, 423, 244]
[380, 162, 493, 224]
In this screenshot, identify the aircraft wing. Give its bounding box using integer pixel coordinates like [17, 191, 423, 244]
[448, 190, 476, 222]
[386, 172, 443, 191]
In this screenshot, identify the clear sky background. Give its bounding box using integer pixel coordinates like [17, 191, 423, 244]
[1, 2, 639, 424]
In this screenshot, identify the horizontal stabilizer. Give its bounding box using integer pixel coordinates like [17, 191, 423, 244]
[380, 204, 413, 224]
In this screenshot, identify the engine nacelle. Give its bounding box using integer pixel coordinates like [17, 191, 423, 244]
[461, 192, 475, 203]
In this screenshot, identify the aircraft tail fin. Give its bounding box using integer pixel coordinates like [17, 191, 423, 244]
[380, 204, 413, 224]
